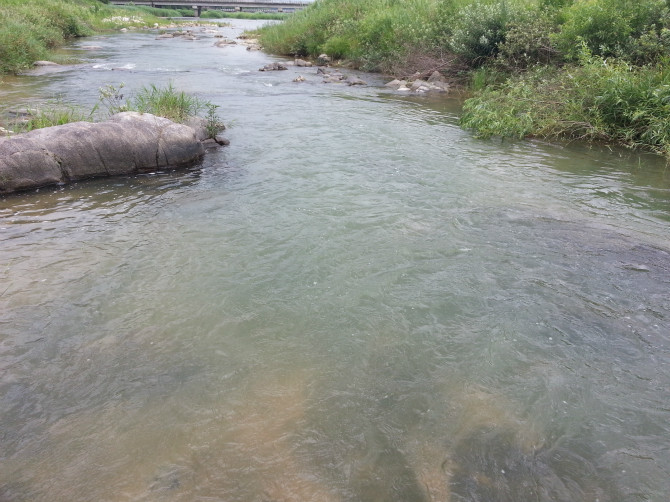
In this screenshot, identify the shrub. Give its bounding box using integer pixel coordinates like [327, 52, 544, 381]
[321, 35, 355, 59]
[448, 0, 519, 66]
[553, 0, 670, 61]
[496, 11, 560, 68]
[0, 20, 48, 73]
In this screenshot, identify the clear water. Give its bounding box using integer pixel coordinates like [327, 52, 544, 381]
[1, 19, 670, 502]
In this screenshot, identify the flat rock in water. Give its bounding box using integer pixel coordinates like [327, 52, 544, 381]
[348, 78, 367, 86]
[215, 39, 237, 47]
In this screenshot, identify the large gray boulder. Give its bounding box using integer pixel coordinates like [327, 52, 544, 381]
[0, 112, 205, 194]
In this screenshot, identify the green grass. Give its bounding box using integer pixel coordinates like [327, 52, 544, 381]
[130, 6, 187, 18]
[10, 84, 220, 134]
[131, 83, 204, 123]
[17, 101, 92, 132]
[200, 10, 287, 20]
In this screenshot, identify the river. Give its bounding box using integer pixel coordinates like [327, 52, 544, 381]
[1, 19, 670, 502]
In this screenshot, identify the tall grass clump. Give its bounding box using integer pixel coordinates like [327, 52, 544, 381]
[131, 83, 203, 123]
[0, 19, 48, 74]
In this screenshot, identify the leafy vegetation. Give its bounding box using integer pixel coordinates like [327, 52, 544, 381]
[461, 52, 670, 156]
[258, 0, 670, 156]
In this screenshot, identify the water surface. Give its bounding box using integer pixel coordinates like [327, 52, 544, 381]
[1, 19, 670, 502]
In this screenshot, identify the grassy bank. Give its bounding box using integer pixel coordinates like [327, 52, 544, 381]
[0, 0, 163, 75]
[258, 0, 670, 157]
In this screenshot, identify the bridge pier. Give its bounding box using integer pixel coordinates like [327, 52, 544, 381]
[192, 5, 202, 17]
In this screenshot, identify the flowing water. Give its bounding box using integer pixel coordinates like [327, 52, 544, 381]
[1, 19, 670, 502]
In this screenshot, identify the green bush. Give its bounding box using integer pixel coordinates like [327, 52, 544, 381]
[0, 20, 48, 73]
[624, 27, 670, 65]
[496, 10, 559, 68]
[553, 0, 670, 61]
[448, 1, 519, 66]
[321, 35, 355, 59]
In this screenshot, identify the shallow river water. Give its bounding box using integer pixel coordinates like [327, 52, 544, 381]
[1, 19, 670, 502]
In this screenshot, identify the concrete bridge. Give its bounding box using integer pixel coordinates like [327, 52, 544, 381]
[111, 0, 312, 16]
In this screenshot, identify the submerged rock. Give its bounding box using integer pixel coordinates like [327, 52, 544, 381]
[214, 39, 237, 47]
[320, 70, 348, 84]
[0, 112, 209, 194]
[347, 78, 367, 86]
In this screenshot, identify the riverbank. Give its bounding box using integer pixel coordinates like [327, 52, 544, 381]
[257, 0, 670, 158]
[0, 0, 287, 76]
[0, 0, 167, 75]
